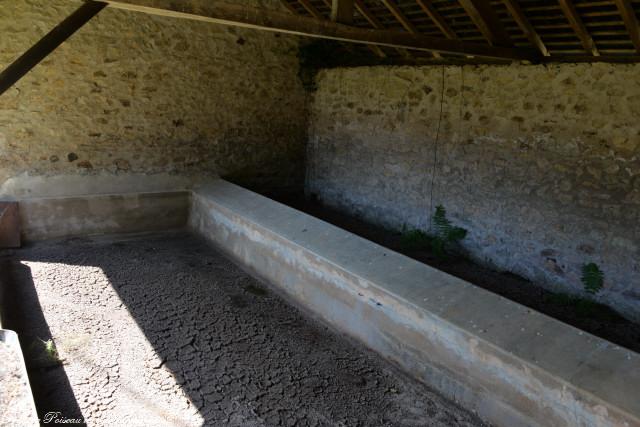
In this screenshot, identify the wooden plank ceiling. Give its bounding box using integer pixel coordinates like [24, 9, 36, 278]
[282, 0, 640, 63]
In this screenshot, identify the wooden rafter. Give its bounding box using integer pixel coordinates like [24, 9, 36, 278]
[612, 0, 640, 53]
[381, 0, 440, 57]
[353, 0, 406, 58]
[355, 0, 383, 29]
[298, 0, 323, 19]
[416, 0, 457, 40]
[558, 0, 600, 56]
[458, 0, 513, 46]
[0, 1, 106, 96]
[324, 0, 401, 58]
[415, 0, 477, 59]
[280, 0, 299, 15]
[99, 0, 537, 60]
[502, 0, 549, 56]
[319, 0, 386, 58]
[331, 0, 355, 24]
[366, 45, 388, 59]
[381, 0, 419, 33]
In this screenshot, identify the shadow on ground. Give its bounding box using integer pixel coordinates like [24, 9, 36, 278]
[0, 259, 84, 423]
[0, 231, 486, 426]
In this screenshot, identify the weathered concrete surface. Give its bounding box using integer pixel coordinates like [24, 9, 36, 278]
[19, 191, 189, 241]
[190, 180, 640, 427]
[307, 64, 640, 322]
[0, 330, 38, 427]
[0, 172, 196, 200]
[0, 232, 485, 426]
[0, 0, 306, 197]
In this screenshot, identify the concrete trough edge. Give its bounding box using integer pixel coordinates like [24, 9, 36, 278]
[15, 190, 191, 242]
[189, 180, 640, 427]
[2, 184, 639, 426]
[0, 329, 39, 426]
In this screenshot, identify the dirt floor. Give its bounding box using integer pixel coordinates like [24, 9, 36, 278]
[0, 232, 486, 427]
[267, 193, 640, 354]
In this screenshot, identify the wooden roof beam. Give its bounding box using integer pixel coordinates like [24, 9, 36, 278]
[354, 0, 407, 58]
[0, 1, 106, 96]
[612, 0, 640, 53]
[502, 0, 549, 56]
[558, 0, 600, 56]
[381, 0, 419, 33]
[416, 0, 476, 58]
[331, 0, 354, 24]
[416, 0, 458, 40]
[279, 1, 299, 14]
[458, 0, 513, 46]
[319, 0, 386, 58]
[355, 0, 383, 29]
[298, 0, 323, 19]
[381, 0, 441, 57]
[97, 0, 537, 60]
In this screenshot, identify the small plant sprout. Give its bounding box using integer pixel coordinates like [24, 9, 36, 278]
[581, 262, 604, 295]
[40, 338, 62, 364]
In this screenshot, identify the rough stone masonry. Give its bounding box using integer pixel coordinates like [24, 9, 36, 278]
[307, 64, 640, 322]
[2, 0, 640, 322]
[0, 0, 307, 197]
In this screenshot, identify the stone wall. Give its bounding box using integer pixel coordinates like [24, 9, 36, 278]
[0, 0, 306, 198]
[307, 64, 640, 321]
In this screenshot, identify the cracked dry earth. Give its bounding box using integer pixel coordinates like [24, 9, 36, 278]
[1, 232, 487, 427]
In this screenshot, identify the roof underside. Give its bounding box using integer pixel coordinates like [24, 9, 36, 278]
[283, 0, 640, 63]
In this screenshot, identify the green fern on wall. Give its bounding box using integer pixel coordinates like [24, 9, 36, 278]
[581, 262, 604, 295]
[430, 205, 467, 258]
[399, 206, 467, 258]
[433, 205, 467, 241]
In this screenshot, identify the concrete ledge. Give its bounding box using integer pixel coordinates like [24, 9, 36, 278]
[189, 180, 640, 427]
[0, 329, 38, 427]
[17, 191, 190, 241]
